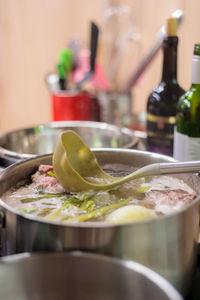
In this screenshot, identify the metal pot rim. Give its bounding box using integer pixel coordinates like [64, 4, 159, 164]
[0, 121, 139, 163]
[0, 251, 183, 300]
[0, 149, 199, 229]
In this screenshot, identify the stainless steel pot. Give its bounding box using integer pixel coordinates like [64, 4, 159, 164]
[0, 149, 199, 296]
[0, 251, 183, 300]
[0, 121, 138, 166]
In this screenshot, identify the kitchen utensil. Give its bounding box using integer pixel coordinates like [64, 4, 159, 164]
[51, 91, 91, 122]
[0, 149, 199, 296]
[57, 48, 73, 90]
[101, 5, 140, 89]
[76, 22, 99, 89]
[0, 121, 138, 166]
[121, 9, 184, 92]
[45, 73, 60, 93]
[98, 91, 133, 127]
[53, 130, 200, 192]
[0, 252, 183, 300]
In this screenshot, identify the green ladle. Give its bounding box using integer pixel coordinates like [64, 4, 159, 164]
[53, 130, 200, 192]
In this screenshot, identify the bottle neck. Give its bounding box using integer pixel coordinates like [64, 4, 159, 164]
[191, 55, 200, 84]
[161, 36, 178, 83]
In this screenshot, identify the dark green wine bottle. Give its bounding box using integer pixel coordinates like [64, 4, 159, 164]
[146, 17, 185, 156]
[173, 44, 200, 161]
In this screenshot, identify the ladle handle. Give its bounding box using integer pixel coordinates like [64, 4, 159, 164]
[160, 161, 200, 175]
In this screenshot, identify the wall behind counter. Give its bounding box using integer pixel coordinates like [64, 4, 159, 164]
[0, 0, 199, 132]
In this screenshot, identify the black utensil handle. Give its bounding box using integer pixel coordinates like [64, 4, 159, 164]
[90, 22, 99, 72]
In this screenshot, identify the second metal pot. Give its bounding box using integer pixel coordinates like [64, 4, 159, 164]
[0, 121, 138, 166]
[0, 252, 182, 300]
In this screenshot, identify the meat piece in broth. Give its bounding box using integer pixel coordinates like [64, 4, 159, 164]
[32, 165, 64, 193]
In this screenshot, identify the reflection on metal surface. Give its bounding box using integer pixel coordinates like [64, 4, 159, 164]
[0, 121, 139, 166]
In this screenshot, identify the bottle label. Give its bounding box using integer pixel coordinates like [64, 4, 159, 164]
[147, 114, 176, 125]
[146, 113, 176, 155]
[192, 55, 200, 84]
[173, 128, 200, 161]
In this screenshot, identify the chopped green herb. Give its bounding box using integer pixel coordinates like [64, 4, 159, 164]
[63, 199, 130, 222]
[48, 171, 56, 178]
[18, 208, 38, 214]
[46, 206, 63, 220]
[20, 193, 64, 203]
[80, 200, 95, 212]
[61, 197, 82, 206]
[38, 207, 54, 217]
[136, 186, 151, 193]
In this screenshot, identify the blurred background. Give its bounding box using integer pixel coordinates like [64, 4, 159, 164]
[0, 0, 199, 132]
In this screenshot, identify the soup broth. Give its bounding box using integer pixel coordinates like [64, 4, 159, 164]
[2, 164, 196, 224]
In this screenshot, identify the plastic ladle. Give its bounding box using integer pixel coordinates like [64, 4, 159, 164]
[53, 130, 200, 192]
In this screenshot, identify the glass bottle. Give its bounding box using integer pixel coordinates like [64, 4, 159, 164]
[146, 17, 185, 156]
[173, 44, 200, 161]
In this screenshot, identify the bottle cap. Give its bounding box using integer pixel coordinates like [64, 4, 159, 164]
[166, 17, 177, 36]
